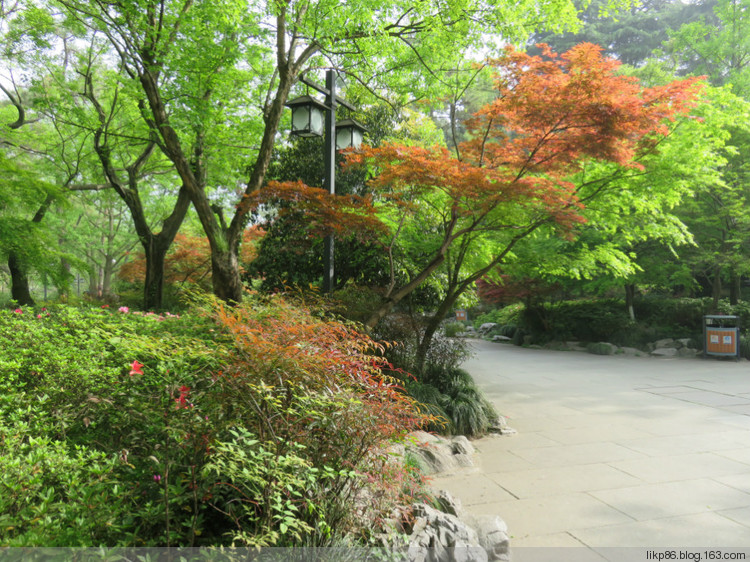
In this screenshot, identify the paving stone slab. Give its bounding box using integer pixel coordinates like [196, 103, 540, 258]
[465, 494, 634, 538]
[430, 473, 516, 505]
[570, 512, 750, 547]
[589, 478, 750, 521]
[718, 506, 750, 529]
[715, 448, 750, 466]
[512, 442, 646, 468]
[609, 452, 750, 483]
[487, 463, 641, 499]
[454, 341, 750, 547]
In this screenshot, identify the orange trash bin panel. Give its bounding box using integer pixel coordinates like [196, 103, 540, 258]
[705, 328, 737, 355]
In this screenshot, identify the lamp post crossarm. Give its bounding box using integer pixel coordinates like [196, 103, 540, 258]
[299, 74, 357, 112]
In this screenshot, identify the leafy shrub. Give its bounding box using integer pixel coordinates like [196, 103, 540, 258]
[374, 315, 473, 376]
[443, 321, 466, 337]
[424, 332, 473, 373]
[0, 296, 428, 547]
[330, 284, 385, 324]
[586, 342, 615, 355]
[511, 327, 527, 346]
[404, 381, 451, 433]
[473, 303, 523, 329]
[740, 336, 750, 360]
[0, 421, 130, 546]
[522, 299, 629, 343]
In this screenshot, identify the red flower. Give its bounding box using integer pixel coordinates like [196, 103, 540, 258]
[129, 360, 144, 376]
[175, 385, 191, 409]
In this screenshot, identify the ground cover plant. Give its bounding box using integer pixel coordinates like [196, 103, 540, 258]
[0, 296, 430, 547]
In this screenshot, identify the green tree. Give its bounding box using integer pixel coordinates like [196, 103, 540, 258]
[48, 0, 591, 305]
[659, 0, 750, 305]
[531, 0, 716, 67]
[667, 0, 750, 95]
[345, 44, 705, 369]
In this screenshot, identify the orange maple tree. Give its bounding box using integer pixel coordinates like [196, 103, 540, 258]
[258, 44, 703, 356]
[339, 43, 703, 369]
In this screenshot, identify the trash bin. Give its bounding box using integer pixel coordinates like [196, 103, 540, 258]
[703, 315, 741, 360]
[455, 309, 468, 322]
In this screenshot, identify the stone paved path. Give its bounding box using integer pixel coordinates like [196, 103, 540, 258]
[430, 340, 750, 551]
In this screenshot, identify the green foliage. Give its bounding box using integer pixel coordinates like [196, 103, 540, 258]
[586, 342, 616, 355]
[739, 335, 750, 359]
[473, 304, 524, 329]
[511, 327, 528, 347]
[412, 366, 498, 437]
[0, 421, 130, 546]
[521, 299, 631, 344]
[443, 321, 466, 337]
[478, 295, 750, 351]
[0, 297, 427, 547]
[374, 313, 495, 436]
[203, 428, 319, 547]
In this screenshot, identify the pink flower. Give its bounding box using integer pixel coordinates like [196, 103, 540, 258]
[153, 474, 162, 482]
[118, 306, 129, 313]
[129, 360, 144, 376]
[37, 314, 42, 319]
[13, 308, 22, 314]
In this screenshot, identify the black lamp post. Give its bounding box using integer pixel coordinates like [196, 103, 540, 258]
[285, 70, 367, 293]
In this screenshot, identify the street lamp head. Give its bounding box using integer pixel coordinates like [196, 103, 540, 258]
[335, 118, 367, 150]
[285, 95, 328, 138]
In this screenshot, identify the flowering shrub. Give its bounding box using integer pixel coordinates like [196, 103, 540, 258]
[0, 296, 429, 547]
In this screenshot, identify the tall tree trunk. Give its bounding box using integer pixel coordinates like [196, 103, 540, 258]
[211, 249, 244, 304]
[711, 264, 722, 312]
[415, 290, 460, 375]
[143, 242, 166, 311]
[625, 283, 636, 321]
[729, 269, 740, 305]
[8, 252, 35, 306]
[141, 187, 191, 310]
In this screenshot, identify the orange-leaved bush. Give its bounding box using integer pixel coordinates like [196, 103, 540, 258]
[201, 294, 431, 543]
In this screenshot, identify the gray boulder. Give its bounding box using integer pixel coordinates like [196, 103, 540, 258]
[651, 347, 678, 357]
[654, 338, 677, 349]
[479, 322, 498, 334]
[406, 432, 475, 475]
[407, 503, 488, 562]
[465, 514, 511, 561]
[451, 436, 475, 456]
[435, 490, 462, 517]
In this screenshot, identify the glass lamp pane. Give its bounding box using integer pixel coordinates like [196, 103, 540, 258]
[336, 128, 352, 150]
[291, 107, 310, 133]
[309, 108, 324, 136]
[351, 129, 363, 149]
